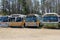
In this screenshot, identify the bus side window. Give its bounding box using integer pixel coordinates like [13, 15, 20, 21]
[16, 17, 23, 22]
[9, 18, 15, 22]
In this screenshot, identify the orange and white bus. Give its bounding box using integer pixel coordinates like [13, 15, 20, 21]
[24, 14, 40, 28]
[8, 16, 25, 28]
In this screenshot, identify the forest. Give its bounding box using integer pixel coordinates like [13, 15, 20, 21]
[0, 0, 60, 15]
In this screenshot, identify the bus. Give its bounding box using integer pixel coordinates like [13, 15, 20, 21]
[58, 16, 60, 23]
[42, 13, 59, 28]
[58, 16, 60, 27]
[24, 14, 40, 28]
[8, 16, 24, 28]
[0, 16, 9, 27]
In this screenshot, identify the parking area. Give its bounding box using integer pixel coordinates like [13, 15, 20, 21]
[0, 28, 60, 40]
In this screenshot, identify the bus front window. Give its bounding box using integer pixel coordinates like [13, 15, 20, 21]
[25, 16, 37, 22]
[9, 17, 15, 22]
[43, 16, 58, 22]
[0, 17, 8, 22]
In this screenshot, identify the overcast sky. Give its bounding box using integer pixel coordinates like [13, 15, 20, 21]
[0, 0, 41, 11]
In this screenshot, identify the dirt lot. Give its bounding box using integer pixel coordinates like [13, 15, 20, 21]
[0, 28, 60, 40]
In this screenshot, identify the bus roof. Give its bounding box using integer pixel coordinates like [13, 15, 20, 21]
[8, 14, 26, 18]
[42, 13, 59, 17]
[27, 14, 40, 17]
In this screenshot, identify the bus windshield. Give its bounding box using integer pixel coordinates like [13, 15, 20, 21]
[43, 16, 58, 22]
[25, 16, 37, 22]
[0, 17, 8, 22]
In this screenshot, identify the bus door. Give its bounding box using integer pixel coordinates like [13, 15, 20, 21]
[8, 17, 15, 27]
[15, 17, 24, 27]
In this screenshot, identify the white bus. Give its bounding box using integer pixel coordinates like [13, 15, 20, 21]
[42, 13, 59, 28]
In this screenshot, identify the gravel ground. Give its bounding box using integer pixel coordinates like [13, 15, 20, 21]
[0, 28, 60, 40]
